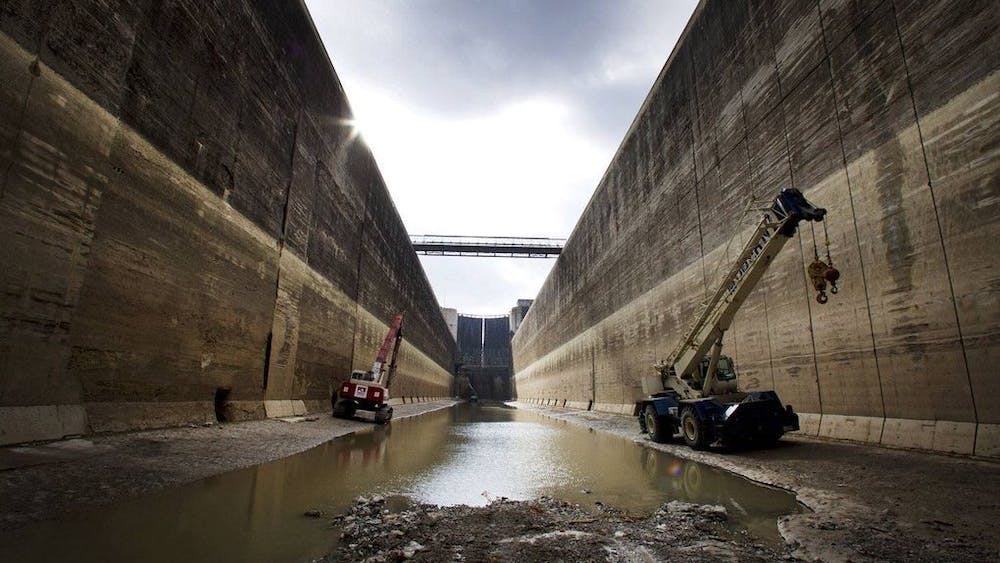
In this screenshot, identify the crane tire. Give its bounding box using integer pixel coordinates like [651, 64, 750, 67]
[375, 406, 393, 425]
[644, 405, 671, 443]
[681, 408, 710, 450]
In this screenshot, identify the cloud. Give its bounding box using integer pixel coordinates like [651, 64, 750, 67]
[348, 81, 605, 238]
[304, 0, 698, 314]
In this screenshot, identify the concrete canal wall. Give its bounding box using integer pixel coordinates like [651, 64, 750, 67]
[0, 0, 456, 445]
[513, 0, 999, 457]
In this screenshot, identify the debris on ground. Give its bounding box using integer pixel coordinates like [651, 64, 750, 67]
[317, 496, 789, 562]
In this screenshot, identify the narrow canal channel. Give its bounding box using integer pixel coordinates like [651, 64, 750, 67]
[0, 404, 800, 562]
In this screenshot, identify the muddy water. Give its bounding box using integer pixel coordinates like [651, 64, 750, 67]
[0, 404, 799, 562]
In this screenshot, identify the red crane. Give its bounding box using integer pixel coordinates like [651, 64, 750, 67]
[332, 312, 403, 424]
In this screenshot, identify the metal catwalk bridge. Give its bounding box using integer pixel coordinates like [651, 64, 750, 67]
[410, 235, 565, 257]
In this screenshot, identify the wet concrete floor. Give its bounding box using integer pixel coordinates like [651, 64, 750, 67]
[0, 404, 799, 562]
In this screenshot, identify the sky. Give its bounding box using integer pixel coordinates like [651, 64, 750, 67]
[305, 0, 698, 315]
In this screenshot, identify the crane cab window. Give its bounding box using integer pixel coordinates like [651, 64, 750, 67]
[350, 370, 376, 382]
[698, 355, 738, 382]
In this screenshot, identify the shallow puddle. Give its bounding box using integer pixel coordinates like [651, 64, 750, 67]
[0, 404, 799, 562]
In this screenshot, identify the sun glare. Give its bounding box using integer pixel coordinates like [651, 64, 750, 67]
[337, 117, 364, 146]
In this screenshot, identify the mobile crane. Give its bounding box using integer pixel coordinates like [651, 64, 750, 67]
[332, 312, 404, 424]
[636, 188, 838, 449]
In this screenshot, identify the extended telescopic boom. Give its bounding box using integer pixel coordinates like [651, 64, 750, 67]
[658, 188, 827, 399]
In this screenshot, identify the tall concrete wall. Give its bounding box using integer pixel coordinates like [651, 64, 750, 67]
[513, 0, 999, 457]
[0, 0, 456, 445]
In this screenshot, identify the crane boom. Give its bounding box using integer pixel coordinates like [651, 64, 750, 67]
[371, 312, 404, 386]
[658, 188, 826, 399]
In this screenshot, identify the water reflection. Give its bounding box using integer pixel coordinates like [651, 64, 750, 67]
[0, 404, 798, 562]
[392, 405, 795, 541]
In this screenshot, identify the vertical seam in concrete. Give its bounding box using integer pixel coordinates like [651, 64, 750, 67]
[775, 52, 795, 191]
[262, 110, 301, 393]
[786, 1, 827, 424]
[735, 80, 773, 389]
[779, 107, 795, 188]
[687, 47, 708, 292]
[889, 0, 978, 436]
[796, 234, 825, 422]
[762, 290, 776, 390]
[350, 177, 374, 372]
[815, 0, 888, 438]
[590, 348, 597, 404]
[4, 4, 67, 200]
[0, 58, 37, 200]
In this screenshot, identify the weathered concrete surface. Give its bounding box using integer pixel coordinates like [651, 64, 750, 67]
[517, 402, 1000, 562]
[513, 0, 999, 457]
[0, 1, 455, 445]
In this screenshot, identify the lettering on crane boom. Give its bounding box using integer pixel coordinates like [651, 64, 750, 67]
[727, 215, 774, 297]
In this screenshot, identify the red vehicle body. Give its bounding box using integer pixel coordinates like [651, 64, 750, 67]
[332, 313, 403, 424]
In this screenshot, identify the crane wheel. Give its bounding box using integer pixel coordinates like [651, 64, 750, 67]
[332, 399, 356, 419]
[644, 405, 671, 443]
[374, 406, 393, 425]
[680, 408, 710, 450]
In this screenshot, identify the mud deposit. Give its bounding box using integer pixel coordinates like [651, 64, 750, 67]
[320, 495, 790, 562]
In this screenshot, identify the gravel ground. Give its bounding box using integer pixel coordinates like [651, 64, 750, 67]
[318, 495, 791, 562]
[0, 400, 457, 531]
[514, 403, 999, 562]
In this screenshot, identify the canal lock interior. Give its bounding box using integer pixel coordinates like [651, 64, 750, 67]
[0, 404, 802, 562]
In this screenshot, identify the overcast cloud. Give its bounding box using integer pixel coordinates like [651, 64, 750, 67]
[305, 0, 698, 315]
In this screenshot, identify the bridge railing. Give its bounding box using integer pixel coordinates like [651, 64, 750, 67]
[410, 235, 565, 257]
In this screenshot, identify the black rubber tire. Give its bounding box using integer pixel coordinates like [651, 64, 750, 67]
[374, 406, 393, 425]
[332, 399, 356, 419]
[644, 405, 671, 443]
[680, 408, 710, 450]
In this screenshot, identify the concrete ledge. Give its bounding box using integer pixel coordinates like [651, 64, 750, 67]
[929, 420, 978, 455]
[800, 413, 986, 457]
[975, 424, 1000, 458]
[819, 414, 884, 443]
[0, 405, 89, 446]
[797, 413, 822, 436]
[565, 401, 590, 410]
[881, 418, 976, 455]
[264, 400, 307, 418]
[591, 402, 633, 415]
[387, 398, 405, 406]
[86, 401, 215, 433]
